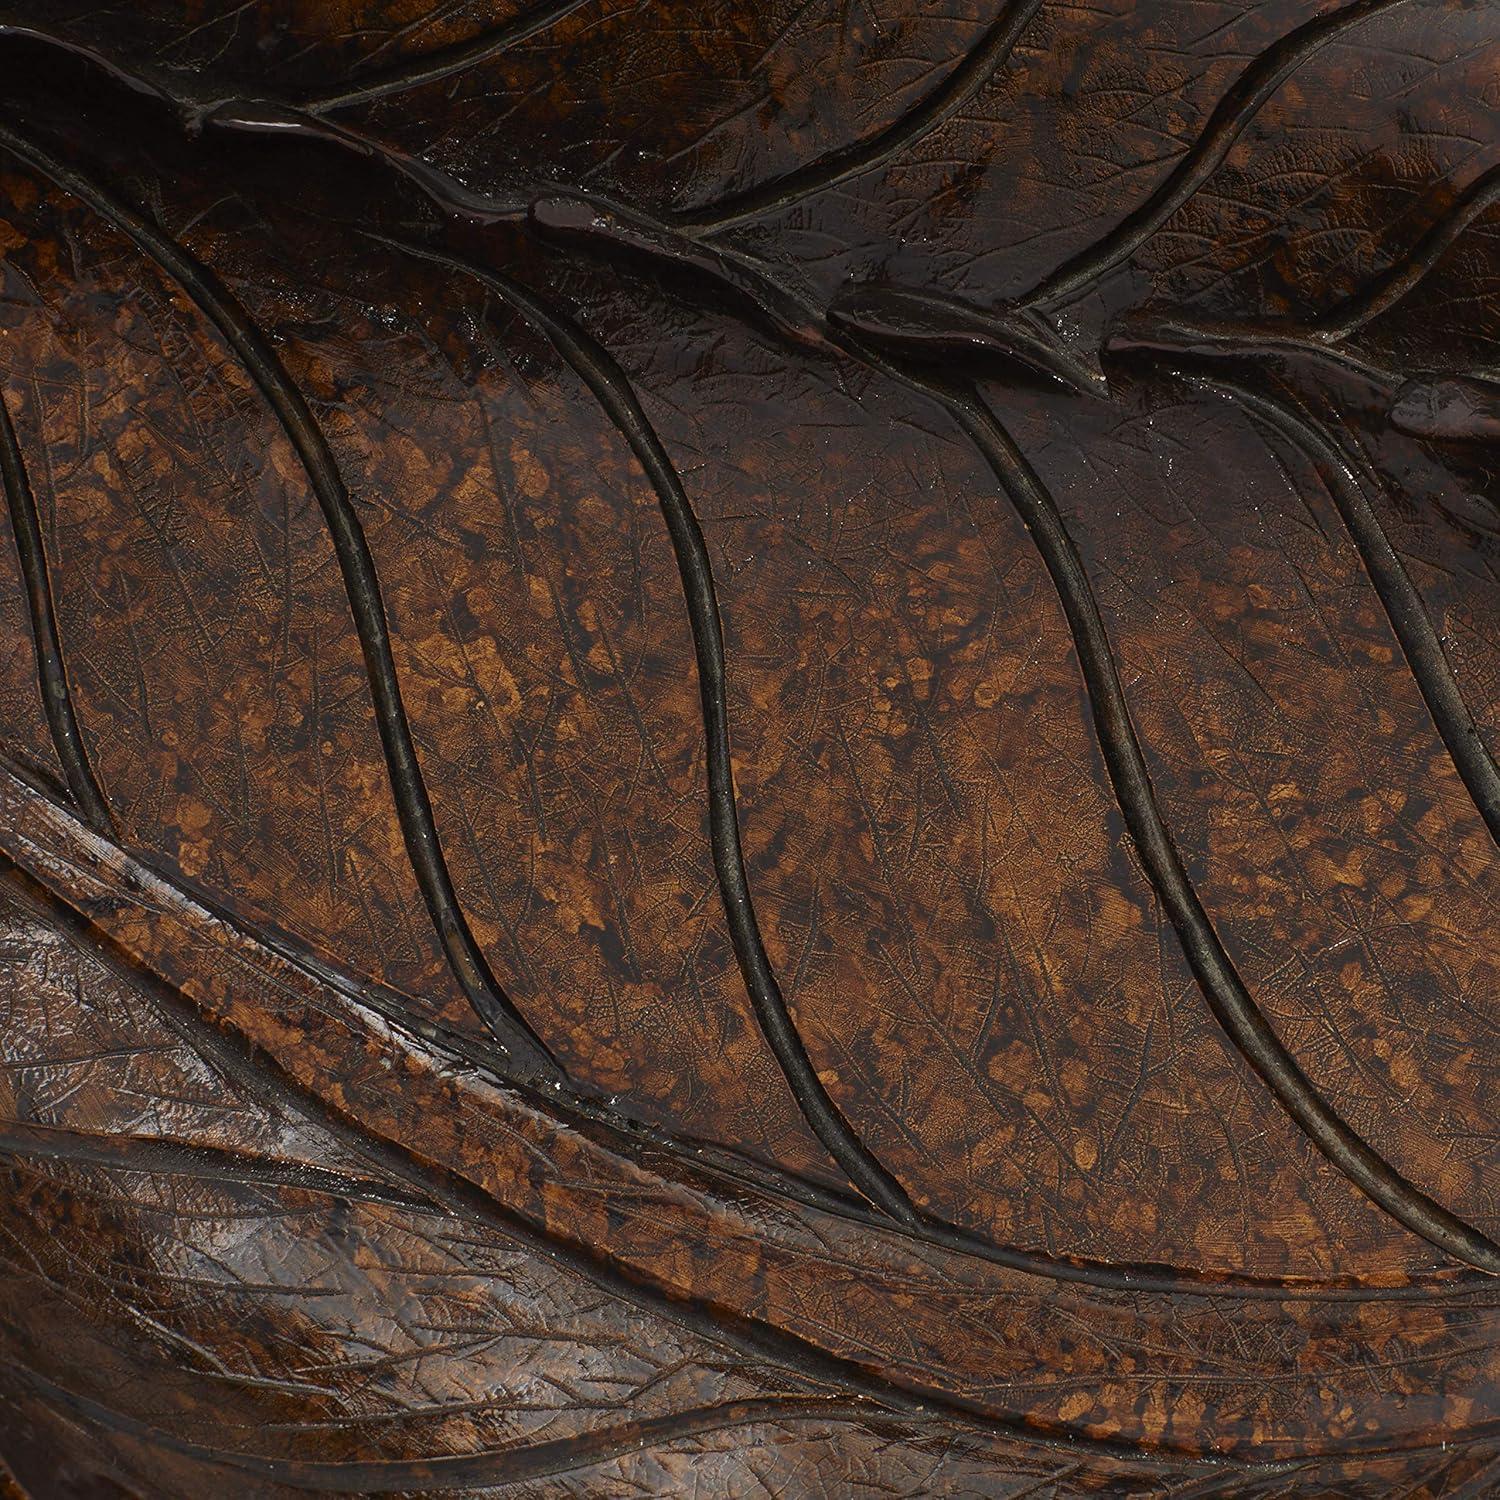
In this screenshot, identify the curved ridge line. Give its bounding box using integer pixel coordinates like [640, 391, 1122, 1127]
[8, 1367, 876, 1491]
[1019, 0, 1414, 309]
[5, 757, 1486, 1305]
[380, 234, 920, 1225]
[0, 1121, 439, 1213]
[1195, 374, 1500, 845]
[1112, 158, 1500, 357]
[0, 388, 112, 835]
[19, 835, 1471, 1465]
[1313, 160, 1500, 341]
[0, 118, 558, 1081]
[5, 859, 1310, 1468]
[678, 0, 1044, 235]
[300, 0, 598, 115]
[944, 387, 1500, 1275]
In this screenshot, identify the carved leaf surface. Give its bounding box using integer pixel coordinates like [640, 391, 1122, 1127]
[0, 1, 1496, 1494]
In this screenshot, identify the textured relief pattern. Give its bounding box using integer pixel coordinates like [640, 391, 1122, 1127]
[0, 0, 1496, 1494]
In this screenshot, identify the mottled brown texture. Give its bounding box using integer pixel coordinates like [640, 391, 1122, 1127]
[0, 0, 1496, 1494]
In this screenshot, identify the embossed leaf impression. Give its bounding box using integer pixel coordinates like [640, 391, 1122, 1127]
[0, 0, 1497, 1493]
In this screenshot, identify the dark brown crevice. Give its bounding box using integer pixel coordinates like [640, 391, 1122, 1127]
[529, 194, 836, 353]
[1104, 158, 1500, 369]
[1309, 161, 1500, 342]
[297, 0, 598, 115]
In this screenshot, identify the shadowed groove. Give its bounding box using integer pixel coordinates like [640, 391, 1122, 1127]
[1187, 373, 1500, 846]
[1104, 309, 1405, 387]
[0, 117, 559, 1081]
[299, 0, 598, 114]
[676, 0, 1044, 235]
[0, 23, 534, 224]
[0, 387, 112, 835]
[379, 234, 921, 1226]
[3, 821, 1496, 1468]
[939, 383, 1500, 1275]
[0, 19, 181, 107]
[1018, 0, 1415, 309]
[0, 859, 894, 1418]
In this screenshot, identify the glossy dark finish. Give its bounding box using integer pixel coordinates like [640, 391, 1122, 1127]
[0, 1, 1496, 1495]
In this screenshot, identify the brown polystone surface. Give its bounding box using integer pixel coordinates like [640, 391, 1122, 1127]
[0, 1, 1496, 1494]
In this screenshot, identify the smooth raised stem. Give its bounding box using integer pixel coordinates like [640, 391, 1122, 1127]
[0, 386, 113, 834]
